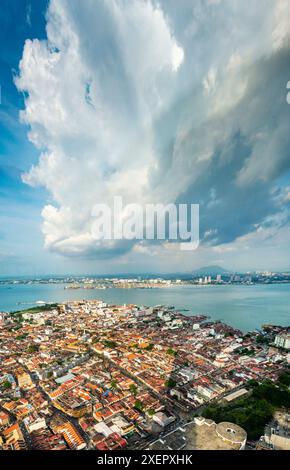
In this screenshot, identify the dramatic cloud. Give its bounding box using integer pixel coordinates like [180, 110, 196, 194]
[15, 0, 290, 262]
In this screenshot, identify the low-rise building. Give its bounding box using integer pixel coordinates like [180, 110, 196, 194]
[263, 411, 290, 450]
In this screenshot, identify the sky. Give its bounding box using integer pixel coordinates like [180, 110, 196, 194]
[0, 0, 290, 276]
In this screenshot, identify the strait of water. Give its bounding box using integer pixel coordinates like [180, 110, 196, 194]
[0, 283, 289, 332]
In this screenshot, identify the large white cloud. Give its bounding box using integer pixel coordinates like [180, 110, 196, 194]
[16, 0, 290, 260]
[16, 0, 184, 256]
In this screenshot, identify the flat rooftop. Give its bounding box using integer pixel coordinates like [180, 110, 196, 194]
[149, 429, 186, 450]
[223, 388, 248, 402]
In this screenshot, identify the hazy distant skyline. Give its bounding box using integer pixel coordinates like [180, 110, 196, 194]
[1, 0, 290, 275]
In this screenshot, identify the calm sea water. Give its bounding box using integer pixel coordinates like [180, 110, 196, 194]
[0, 283, 289, 332]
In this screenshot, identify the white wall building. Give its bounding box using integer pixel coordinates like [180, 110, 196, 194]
[274, 334, 290, 350]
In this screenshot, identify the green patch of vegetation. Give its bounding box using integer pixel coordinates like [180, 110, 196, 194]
[103, 340, 117, 348]
[256, 335, 271, 345]
[247, 379, 259, 388]
[27, 344, 39, 354]
[129, 384, 138, 397]
[110, 379, 118, 389]
[147, 408, 155, 416]
[2, 381, 12, 390]
[134, 400, 144, 412]
[166, 348, 177, 357]
[252, 381, 290, 407]
[16, 333, 28, 341]
[11, 304, 58, 315]
[165, 378, 176, 388]
[278, 371, 290, 387]
[145, 343, 154, 351]
[13, 313, 23, 323]
[202, 380, 290, 440]
[238, 347, 255, 356]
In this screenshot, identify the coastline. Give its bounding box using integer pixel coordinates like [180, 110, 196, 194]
[1, 283, 290, 333]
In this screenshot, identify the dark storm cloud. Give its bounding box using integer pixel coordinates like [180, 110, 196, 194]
[160, 45, 290, 245]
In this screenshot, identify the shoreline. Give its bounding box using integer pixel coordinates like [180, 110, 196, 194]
[5, 300, 289, 338]
[1, 283, 289, 333]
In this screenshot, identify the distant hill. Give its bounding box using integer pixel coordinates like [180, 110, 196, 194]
[192, 265, 232, 276]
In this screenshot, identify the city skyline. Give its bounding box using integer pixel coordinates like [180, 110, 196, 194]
[1, 0, 290, 276]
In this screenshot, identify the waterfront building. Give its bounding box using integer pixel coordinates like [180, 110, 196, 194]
[274, 334, 290, 350]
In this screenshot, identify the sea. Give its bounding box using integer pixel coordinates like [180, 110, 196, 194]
[0, 282, 289, 333]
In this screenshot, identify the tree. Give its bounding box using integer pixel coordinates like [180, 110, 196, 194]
[27, 344, 39, 353]
[129, 384, 138, 397]
[278, 372, 290, 387]
[103, 340, 117, 348]
[256, 335, 270, 345]
[134, 400, 144, 412]
[111, 379, 118, 390]
[165, 378, 176, 388]
[166, 348, 177, 357]
[202, 379, 290, 440]
[16, 334, 28, 341]
[252, 381, 290, 408]
[224, 332, 233, 338]
[2, 381, 12, 390]
[238, 347, 255, 356]
[247, 379, 259, 388]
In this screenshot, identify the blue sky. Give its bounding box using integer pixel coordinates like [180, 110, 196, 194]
[0, 0, 290, 276]
[0, 0, 50, 275]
